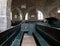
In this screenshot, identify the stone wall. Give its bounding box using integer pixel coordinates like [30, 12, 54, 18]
[0, 0, 11, 32]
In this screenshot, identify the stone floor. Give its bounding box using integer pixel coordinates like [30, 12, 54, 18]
[21, 34, 37, 46]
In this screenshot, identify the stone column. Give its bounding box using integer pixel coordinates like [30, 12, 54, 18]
[10, 11, 12, 20]
[0, 0, 12, 32]
[20, 13, 23, 20]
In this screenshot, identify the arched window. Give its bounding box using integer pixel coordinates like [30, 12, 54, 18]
[37, 10, 44, 20]
[25, 13, 28, 20]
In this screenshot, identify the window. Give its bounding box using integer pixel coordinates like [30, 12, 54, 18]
[25, 13, 28, 20]
[37, 10, 44, 20]
[57, 10, 60, 13]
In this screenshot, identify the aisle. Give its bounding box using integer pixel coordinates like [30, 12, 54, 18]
[21, 34, 37, 46]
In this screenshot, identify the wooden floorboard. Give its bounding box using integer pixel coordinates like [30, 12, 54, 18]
[21, 35, 37, 46]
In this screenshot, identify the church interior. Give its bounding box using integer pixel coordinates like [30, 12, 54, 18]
[0, 0, 60, 46]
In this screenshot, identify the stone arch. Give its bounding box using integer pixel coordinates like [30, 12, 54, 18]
[24, 7, 37, 20]
[12, 7, 23, 21]
[26, 7, 37, 21]
[12, 7, 21, 13]
[25, 7, 44, 21]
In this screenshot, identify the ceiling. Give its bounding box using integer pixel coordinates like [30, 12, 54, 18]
[11, 0, 60, 19]
[11, 0, 58, 10]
